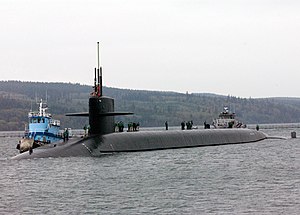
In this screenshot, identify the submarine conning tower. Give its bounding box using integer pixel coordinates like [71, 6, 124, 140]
[89, 84, 132, 135]
[66, 42, 133, 135]
[89, 96, 115, 135]
[89, 42, 115, 135]
[89, 42, 132, 135]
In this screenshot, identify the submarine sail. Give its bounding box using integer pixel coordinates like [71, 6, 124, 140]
[66, 42, 133, 135]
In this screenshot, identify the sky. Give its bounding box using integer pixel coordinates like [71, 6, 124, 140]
[1, 0, 300, 98]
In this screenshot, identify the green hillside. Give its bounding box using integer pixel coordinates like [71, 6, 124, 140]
[1, 80, 300, 131]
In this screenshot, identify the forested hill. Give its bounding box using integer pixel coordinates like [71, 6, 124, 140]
[1, 80, 300, 131]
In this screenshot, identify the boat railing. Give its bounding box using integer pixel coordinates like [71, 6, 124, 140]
[50, 119, 61, 127]
[28, 112, 51, 118]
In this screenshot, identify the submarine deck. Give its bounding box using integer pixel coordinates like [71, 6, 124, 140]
[12, 128, 267, 160]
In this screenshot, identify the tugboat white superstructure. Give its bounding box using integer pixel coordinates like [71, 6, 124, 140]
[16, 99, 63, 153]
[212, 106, 246, 129]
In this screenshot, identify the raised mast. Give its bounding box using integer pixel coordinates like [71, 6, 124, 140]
[92, 42, 103, 97]
[97, 42, 100, 72]
[96, 42, 102, 97]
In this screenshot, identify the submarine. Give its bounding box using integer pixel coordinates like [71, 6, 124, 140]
[12, 43, 267, 160]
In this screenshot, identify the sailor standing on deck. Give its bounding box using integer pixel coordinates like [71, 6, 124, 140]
[181, 121, 185, 130]
[63, 128, 69, 141]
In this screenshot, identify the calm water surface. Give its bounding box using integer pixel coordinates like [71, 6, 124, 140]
[0, 128, 299, 214]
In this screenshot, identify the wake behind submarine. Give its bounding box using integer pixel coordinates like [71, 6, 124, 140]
[12, 43, 267, 160]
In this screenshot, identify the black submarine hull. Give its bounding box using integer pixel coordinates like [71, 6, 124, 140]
[12, 128, 266, 160]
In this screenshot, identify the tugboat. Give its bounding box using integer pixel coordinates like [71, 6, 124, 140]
[212, 106, 246, 129]
[16, 99, 63, 153]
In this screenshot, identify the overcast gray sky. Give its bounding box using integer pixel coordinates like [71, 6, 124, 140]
[1, 0, 300, 98]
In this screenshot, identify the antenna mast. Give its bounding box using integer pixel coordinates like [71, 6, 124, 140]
[92, 42, 103, 97]
[97, 42, 102, 97]
[97, 42, 100, 72]
[46, 89, 48, 103]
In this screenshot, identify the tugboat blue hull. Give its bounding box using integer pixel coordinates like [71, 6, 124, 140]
[12, 128, 266, 160]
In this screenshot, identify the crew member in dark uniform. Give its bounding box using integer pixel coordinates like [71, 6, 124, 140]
[181, 121, 185, 130]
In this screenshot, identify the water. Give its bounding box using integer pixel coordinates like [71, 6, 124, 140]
[0, 128, 299, 214]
